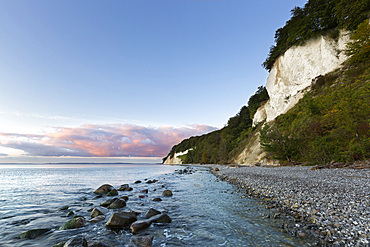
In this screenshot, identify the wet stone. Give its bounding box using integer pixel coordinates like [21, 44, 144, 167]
[130, 220, 151, 234]
[162, 190, 173, 197]
[107, 199, 126, 209]
[145, 208, 161, 219]
[128, 235, 153, 247]
[91, 208, 104, 218]
[59, 216, 85, 230]
[19, 228, 50, 239]
[64, 236, 87, 247]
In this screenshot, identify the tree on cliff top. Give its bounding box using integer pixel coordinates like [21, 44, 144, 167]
[263, 0, 370, 71]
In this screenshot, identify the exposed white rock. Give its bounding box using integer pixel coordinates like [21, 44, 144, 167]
[163, 149, 192, 164]
[253, 30, 350, 126]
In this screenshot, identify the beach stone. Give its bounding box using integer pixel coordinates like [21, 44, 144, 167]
[88, 241, 114, 247]
[91, 208, 104, 218]
[59, 216, 85, 230]
[135, 180, 142, 184]
[106, 213, 137, 229]
[117, 184, 130, 191]
[128, 235, 153, 247]
[162, 190, 173, 197]
[130, 220, 151, 234]
[152, 198, 162, 202]
[100, 198, 117, 207]
[51, 242, 66, 247]
[141, 189, 149, 193]
[63, 237, 87, 247]
[94, 184, 116, 195]
[120, 196, 129, 201]
[124, 187, 133, 191]
[107, 189, 118, 197]
[19, 228, 50, 239]
[107, 199, 126, 209]
[67, 211, 74, 217]
[59, 206, 69, 211]
[148, 213, 172, 224]
[146, 179, 158, 184]
[145, 208, 161, 219]
[88, 215, 105, 223]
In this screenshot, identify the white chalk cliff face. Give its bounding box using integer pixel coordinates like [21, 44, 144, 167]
[163, 149, 192, 164]
[253, 31, 350, 125]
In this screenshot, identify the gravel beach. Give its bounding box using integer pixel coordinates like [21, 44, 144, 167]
[212, 165, 369, 246]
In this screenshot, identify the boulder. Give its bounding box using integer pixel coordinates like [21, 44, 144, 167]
[120, 196, 129, 201]
[134, 180, 142, 184]
[107, 199, 126, 209]
[63, 237, 87, 247]
[128, 235, 153, 247]
[19, 228, 50, 239]
[88, 215, 105, 223]
[141, 189, 148, 193]
[59, 205, 69, 211]
[144, 208, 161, 219]
[146, 179, 157, 184]
[94, 184, 116, 195]
[105, 213, 136, 229]
[51, 242, 65, 247]
[100, 198, 117, 207]
[162, 190, 173, 197]
[88, 241, 114, 247]
[107, 189, 118, 197]
[91, 208, 104, 218]
[130, 220, 151, 234]
[152, 198, 162, 202]
[59, 216, 85, 230]
[67, 211, 74, 217]
[117, 184, 130, 191]
[148, 213, 172, 224]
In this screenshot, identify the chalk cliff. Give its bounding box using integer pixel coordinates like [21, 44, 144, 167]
[163, 30, 351, 165]
[253, 31, 350, 126]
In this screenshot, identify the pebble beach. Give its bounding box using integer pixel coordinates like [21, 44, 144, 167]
[212, 165, 370, 246]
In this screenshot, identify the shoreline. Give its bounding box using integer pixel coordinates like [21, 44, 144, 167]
[208, 165, 369, 246]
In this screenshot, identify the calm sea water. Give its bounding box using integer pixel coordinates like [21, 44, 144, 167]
[0, 163, 312, 246]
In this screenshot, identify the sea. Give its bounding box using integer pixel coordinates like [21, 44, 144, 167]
[0, 163, 312, 246]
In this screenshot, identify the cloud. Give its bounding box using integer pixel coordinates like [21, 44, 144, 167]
[0, 124, 217, 158]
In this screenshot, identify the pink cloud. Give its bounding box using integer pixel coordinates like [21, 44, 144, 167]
[0, 124, 217, 157]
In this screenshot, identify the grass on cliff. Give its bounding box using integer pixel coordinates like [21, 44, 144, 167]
[260, 21, 370, 164]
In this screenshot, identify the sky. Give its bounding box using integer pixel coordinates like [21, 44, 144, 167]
[0, 0, 307, 163]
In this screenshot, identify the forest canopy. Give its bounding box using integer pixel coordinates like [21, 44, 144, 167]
[263, 0, 370, 71]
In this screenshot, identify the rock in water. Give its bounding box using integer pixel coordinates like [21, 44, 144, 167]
[152, 198, 162, 202]
[107, 199, 126, 209]
[148, 214, 172, 224]
[19, 228, 50, 239]
[88, 215, 105, 223]
[107, 189, 118, 196]
[91, 208, 104, 218]
[100, 198, 117, 207]
[88, 241, 114, 247]
[63, 237, 87, 247]
[130, 220, 151, 234]
[128, 235, 153, 247]
[93, 184, 116, 195]
[117, 184, 130, 191]
[59, 216, 85, 230]
[105, 213, 137, 229]
[162, 190, 173, 197]
[145, 208, 161, 219]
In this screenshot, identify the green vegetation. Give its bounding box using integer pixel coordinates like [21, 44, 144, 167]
[163, 86, 269, 164]
[260, 21, 370, 164]
[263, 0, 370, 71]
